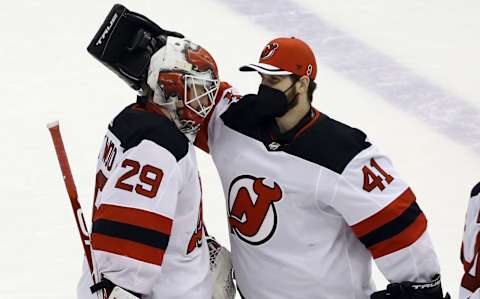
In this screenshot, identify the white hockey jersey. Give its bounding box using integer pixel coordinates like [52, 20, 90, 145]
[460, 182, 480, 299]
[77, 102, 211, 299]
[195, 83, 441, 299]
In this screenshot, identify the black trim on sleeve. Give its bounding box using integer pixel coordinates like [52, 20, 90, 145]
[92, 219, 170, 250]
[358, 201, 422, 248]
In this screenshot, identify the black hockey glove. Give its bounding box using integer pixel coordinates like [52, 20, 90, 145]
[370, 275, 450, 299]
[87, 4, 184, 91]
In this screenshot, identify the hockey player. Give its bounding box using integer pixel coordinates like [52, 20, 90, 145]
[77, 5, 234, 299]
[460, 182, 480, 299]
[190, 37, 450, 298]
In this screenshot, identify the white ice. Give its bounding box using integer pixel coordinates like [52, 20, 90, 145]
[1, 0, 479, 298]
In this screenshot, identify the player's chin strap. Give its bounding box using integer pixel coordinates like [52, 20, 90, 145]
[90, 278, 142, 299]
[370, 275, 450, 299]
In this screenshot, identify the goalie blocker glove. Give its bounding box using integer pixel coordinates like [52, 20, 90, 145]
[87, 4, 183, 91]
[371, 275, 450, 299]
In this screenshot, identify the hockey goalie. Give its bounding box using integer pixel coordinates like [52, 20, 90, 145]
[75, 5, 234, 299]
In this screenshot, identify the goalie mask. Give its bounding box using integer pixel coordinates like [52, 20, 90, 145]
[147, 37, 220, 142]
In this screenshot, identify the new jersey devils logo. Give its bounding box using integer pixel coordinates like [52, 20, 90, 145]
[260, 43, 279, 61]
[228, 175, 283, 245]
[187, 201, 204, 254]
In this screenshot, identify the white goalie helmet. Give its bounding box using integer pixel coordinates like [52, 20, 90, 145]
[147, 37, 220, 142]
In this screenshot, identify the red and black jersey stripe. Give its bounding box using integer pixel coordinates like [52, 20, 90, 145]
[351, 188, 427, 258]
[91, 204, 173, 266]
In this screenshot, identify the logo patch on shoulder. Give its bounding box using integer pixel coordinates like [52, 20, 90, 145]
[227, 175, 283, 245]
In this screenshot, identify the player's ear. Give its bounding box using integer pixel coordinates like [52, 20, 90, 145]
[298, 75, 310, 94]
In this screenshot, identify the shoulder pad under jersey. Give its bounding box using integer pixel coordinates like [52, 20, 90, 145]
[110, 104, 189, 161]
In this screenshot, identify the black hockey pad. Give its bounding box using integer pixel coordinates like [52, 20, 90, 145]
[370, 275, 450, 299]
[87, 4, 184, 90]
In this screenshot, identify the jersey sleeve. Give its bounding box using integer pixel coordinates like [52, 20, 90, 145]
[460, 182, 480, 299]
[90, 139, 183, 294]
[330, 145, 440, 283]
[194, 82, 242, 153]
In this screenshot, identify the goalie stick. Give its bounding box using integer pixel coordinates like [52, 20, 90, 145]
[47, 121, 101, 297]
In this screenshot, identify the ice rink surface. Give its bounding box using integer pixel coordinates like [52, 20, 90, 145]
[1, 0, 479, 297]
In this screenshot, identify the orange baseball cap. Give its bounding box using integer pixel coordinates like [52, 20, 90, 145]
[239, 37, 317, 80]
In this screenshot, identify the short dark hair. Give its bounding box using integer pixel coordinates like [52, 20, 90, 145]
[290, 75, 317, 102]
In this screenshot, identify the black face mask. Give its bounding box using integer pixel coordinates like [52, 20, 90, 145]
[253, 82, 298, 119]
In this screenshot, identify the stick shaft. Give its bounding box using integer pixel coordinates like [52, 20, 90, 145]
[47, 122, 95, 277]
